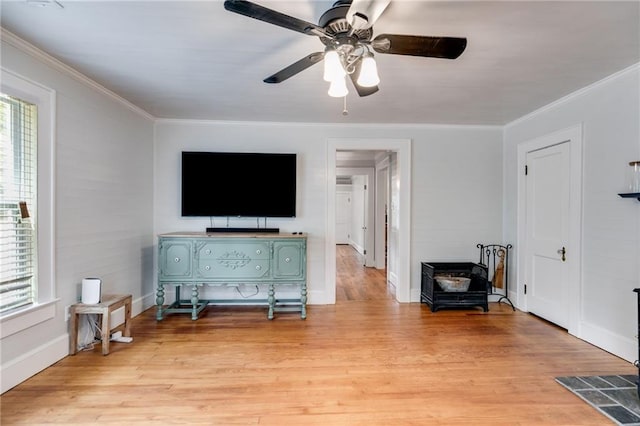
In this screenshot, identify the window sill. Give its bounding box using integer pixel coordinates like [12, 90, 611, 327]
[0, 299, 59, 339]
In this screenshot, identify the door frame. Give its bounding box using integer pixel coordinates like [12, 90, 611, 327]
[326, 138, 412, 304]
[375, 158, 390, 270]
[516, 124, 583, 336]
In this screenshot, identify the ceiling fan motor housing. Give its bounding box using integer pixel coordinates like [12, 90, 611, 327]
[318, 1, 373, 45]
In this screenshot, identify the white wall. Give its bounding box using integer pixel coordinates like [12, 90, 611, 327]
[335, 185, 352, 244]
[0, 34, 155, 392]
[411, 126, 504, 300]
[503, 64, 640, 361]
[154, 121, 504, 304]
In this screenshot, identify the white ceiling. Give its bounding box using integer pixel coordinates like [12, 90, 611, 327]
[1, 1, 639, 125]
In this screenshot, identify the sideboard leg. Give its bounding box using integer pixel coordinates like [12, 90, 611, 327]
[300, 281, 307, 320]
[156, 283, 165, 321]
[191, 285, 199, 320]
[267, 283, 275, 320]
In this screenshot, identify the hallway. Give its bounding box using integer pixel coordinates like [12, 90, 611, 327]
[336, 244, 395, 302]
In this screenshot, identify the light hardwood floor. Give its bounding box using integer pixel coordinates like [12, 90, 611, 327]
[336, 245, 394, 302]
[1, 246, 634, 424]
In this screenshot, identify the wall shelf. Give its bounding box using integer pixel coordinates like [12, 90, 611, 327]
[618, 192, 640, 201]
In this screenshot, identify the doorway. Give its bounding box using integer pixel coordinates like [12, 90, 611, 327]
[326, 138, 411, 304]
[517, 125, 583, 335]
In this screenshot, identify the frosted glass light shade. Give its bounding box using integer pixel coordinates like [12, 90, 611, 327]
[323, 50, 345, 82]
[328, 76, 349, 97]
[357, 55, 380, 87]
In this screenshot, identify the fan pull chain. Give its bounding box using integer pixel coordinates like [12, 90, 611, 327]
[342, 96, 349, 116]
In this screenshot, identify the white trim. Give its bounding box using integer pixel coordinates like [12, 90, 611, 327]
[1, 28, 154, 121]
[516, 124, 583, 336]
[0, 292, 153, 394]
[580, 321, 636, 363]
[1, 68, 58, 335]
[0, 333, 68, 394]
[0, 299, 57, 339]
[155, 117, 503, 129]
[138, 291, 157, 315]
[327, 138, 411, 304]
[506, 63, 640, 129]
[374, 159, 390, 270]
[326, 145, 338, 304]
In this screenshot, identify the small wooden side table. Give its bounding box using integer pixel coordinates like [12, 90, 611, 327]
[69, 294, 132, 356]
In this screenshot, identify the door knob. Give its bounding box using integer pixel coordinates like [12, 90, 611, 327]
[557, 247, 566, 262]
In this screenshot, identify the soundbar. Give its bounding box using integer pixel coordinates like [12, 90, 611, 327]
[206, 227, 280, 234]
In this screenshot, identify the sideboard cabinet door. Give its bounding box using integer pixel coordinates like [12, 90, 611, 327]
[273, 241, 305, 279]
[159, 240, 192, 279]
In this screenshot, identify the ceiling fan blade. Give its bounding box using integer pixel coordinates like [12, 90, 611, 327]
[372, 35, 467, 59]
[264, 52, 325, 84]
[224, 0, 328, 36]
[348, 61, 379, 97]
[346, 0, 390, 30]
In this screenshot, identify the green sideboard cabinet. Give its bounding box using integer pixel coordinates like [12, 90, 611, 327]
[157, 232, 307, 321]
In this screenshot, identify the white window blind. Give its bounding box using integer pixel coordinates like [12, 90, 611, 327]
[0, 94, 37, 314]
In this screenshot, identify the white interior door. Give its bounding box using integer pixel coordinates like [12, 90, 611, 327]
[336, 191, 351, 244]
[525, 142, 571, 328]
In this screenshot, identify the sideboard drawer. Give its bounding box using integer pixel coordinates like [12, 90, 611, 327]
[194, 240, 271, 279]
[196, 258, 270, 279]
[196, 241, 270, 260]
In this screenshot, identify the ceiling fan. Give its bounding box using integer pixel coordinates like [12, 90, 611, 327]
[223, 0, 467, 97]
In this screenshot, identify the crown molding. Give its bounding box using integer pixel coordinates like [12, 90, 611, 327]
[154, 117, 502, 130]
[1, 27, 155, 121]
[505, 62, 640, 130]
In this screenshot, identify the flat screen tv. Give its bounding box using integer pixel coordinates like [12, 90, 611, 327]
[181, 151, 297, 217]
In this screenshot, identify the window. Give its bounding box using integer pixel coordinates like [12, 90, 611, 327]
[0, 68, 55, 338]
[0, 94, 37, 314]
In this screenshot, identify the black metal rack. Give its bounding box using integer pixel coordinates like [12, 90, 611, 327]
[477, 243, 515, 310]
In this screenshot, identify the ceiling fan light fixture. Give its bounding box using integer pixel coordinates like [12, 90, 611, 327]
[323, 49, 345, 82]
[223, 0, 468, 101]
[328, 75, 349, 98]
[357, 53, 380, 87]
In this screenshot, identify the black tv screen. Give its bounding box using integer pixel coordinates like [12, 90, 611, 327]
[181, 151, 297, 217]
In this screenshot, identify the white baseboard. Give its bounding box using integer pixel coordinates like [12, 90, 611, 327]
[349, 241, 365, 255]
[579, 320, 636, 363]
[410, 286, 420, 302]
[388, 271, 398, 287]
[1, 333, 68, 394]
[136, 291, 156, 316]
[1, 293, 155, 394]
